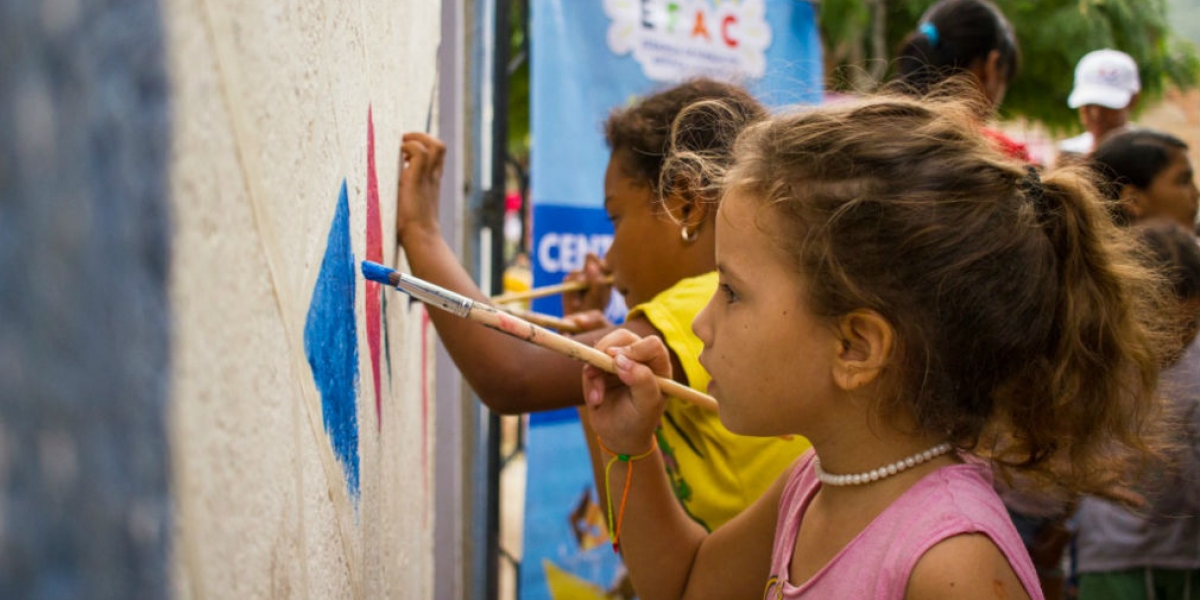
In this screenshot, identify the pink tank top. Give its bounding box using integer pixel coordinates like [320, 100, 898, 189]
[763, 452, 1043, 599]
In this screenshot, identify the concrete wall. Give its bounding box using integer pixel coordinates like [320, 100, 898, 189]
[166, 1, 441, 597]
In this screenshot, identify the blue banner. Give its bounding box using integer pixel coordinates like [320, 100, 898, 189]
[532, 0, 824, 213]
[523, 2, 822, 598]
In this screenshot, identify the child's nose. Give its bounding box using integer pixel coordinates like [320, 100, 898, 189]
[692, 298, 715, 345]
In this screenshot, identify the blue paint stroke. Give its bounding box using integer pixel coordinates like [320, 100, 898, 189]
[303, 180, 360, 500]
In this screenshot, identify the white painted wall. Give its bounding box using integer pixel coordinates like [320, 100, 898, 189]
[166, 1, 442, 596]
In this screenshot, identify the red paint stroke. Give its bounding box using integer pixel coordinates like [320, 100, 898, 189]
[366, 107, 384, 429]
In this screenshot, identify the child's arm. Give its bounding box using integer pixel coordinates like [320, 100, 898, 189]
[583, 329, 784, 599]
[905, 534, 1031, 600]
[396, 133, 673, 413]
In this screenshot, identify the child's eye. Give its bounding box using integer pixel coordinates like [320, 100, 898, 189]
[720, 283, 739, 303]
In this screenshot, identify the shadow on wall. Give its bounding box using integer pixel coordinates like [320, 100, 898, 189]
[0, 1, 173, 598]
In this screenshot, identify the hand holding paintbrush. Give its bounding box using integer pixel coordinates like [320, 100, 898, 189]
[363, 260, 718, 412]
[490, 254, 613, 305]
[558, 253, 613, 317]
[394, 132, 627, 412]
[493, 254, 614, 334]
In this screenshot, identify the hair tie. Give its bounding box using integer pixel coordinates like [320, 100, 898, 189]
[919, 22, 940, 48]
[1021, 165, 1048, 216]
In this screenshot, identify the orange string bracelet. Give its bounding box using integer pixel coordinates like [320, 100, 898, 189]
[596, 436, 658, 553]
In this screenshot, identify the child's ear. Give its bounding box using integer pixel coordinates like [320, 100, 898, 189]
[662, 188, 712, 231]
[984, 49, 1004, 84]
[831, 309, 894, 392]
[1120, 185, 1146, 220]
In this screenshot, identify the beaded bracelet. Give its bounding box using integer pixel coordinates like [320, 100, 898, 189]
[596, 436, 658, 553]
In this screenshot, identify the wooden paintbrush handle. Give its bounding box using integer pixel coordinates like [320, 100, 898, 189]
[490, 276, 614, 304]
[467, 305, 719, 412]
[497, 306, 583, 334]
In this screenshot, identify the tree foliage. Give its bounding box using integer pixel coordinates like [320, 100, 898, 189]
[508, 0, 531, 159]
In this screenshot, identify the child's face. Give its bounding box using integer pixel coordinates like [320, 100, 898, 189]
[602, 152, 695, 307]
[1135, 148, 1199, 229]
[1079, 105, 1129, 134]
[693, 188, 840, 437]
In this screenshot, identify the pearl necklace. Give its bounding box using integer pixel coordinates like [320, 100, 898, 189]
[813, 442, 954, 486]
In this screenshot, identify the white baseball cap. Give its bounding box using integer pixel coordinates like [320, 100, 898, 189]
[1068, 49, 1141, 109]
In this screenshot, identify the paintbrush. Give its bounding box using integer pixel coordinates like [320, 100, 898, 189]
[361, 260, 718, 412]
[497, 305, 584, 334]
[489, 276, 615, 304]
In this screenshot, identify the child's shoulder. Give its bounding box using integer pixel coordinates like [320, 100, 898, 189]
[901, 460, 1004, 524]
[891, 462, 1040, 596]
[780, 460, 1040, 598]
[902, 458, 1008, 516]
[907, 532, 1037, 599]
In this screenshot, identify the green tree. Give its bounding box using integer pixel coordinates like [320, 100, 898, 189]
[822, 0, 1200, 131]
[508, 0, 530, 160]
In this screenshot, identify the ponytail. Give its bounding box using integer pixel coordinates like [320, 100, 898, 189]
[988, 165, 1171, 496]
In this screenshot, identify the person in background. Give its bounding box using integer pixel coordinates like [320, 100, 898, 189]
[1057, 49, 1141, 164]
[1090, 129, 1198, 230]
[894, 0, 1030, 162]
[1073, 218, 1200, 600]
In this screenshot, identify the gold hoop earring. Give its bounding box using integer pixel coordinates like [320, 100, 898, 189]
[681, 226, 698, 243]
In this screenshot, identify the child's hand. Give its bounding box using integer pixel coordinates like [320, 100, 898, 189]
[582, 329, 670, 455]
[562, 254, 612, 316]
[396, 132, 446, 246]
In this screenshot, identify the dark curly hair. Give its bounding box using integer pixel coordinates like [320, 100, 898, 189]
[604, 78, 765, 199]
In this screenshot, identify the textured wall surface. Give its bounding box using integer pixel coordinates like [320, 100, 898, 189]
[165, 1, 441, 597]
[0, 1, 173, 598]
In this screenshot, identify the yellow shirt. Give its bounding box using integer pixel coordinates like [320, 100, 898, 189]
[629, 272, 811, 530]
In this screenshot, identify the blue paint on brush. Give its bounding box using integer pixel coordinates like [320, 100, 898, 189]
[304, 181, 360, 499]
[360, 260, 395, 285]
